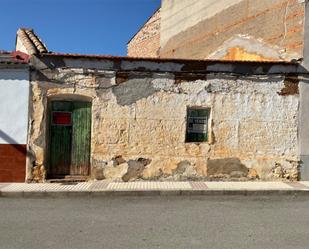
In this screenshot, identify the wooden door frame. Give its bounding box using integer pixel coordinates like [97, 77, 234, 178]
[46, 95, 92, 180]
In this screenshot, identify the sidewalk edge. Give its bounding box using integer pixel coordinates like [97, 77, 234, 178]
[1, 189, 309, 198]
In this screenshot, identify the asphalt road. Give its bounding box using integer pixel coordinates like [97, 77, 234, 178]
[0, 195, 308, 249]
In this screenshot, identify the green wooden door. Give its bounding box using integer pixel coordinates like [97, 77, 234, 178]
[49, 101, 73, 177]
[49, 101, 91, 178]
[71, 102, 92, 175]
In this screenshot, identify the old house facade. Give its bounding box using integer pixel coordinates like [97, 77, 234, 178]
[26, 51, 303, 182]
[2, 14, 309, 183]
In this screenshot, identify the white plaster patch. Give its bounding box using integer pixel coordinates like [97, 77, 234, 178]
[0, 69, 29, 144]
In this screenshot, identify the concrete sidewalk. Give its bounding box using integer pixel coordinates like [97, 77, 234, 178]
[1, 181, 309, 197]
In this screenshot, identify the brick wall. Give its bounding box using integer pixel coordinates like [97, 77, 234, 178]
[127, 9, 161, 58]
[0, 144, 26, 182]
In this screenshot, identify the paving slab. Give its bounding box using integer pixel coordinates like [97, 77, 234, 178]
[1, 182, 92, 192]
[107, 181, 192, 191]
[285, 182, 309, 190]
[0, 184, 9, 190]
[1, 181, 309, 198]
[299, 181, 309, 188]
[205, 181, 294, 190]
[88, 180, 110, 190]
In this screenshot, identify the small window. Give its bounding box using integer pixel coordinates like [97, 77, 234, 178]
[186, 108, 210, 143]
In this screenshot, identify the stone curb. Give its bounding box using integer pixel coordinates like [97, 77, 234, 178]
[1, 189, 309, 198]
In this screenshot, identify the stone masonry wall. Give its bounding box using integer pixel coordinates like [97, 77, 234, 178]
[160, 0, 304, 61]
[28, 62, 300, 182]
[127, 9, 161, 58]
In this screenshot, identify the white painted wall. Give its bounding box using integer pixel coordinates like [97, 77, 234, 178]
[0, 69, 29, 144]
[15, 36, 29, 55]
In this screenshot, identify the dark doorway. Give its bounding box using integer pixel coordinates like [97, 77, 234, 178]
[48, 101, 91, 179]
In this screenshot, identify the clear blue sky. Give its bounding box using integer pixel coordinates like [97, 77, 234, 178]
[1, 0, 160, 56]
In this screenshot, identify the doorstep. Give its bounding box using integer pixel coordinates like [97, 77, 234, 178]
[46, 175, 89, 183]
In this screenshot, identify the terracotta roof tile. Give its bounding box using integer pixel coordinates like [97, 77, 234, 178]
[17, 28, 48, 55]
[0, 51, 29, 65]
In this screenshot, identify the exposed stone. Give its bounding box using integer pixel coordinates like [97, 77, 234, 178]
[278, 78, 299, 96]
[91, 160, 107, 180]
[170, 160, 199, 180]
[103, 162, 129, 181]
[92, 167, 105, 180]
[30, 164, 46, 183]
[230, 170, 247, 178]
[113, 155, 126, 166]
[272, 164, 285, 179]
[247, 168, 259, 180]
[141, 159, 166, 180]
[116, 72, 130, 85]
[172, 160, 188, 175]
[207, 158, 249, 178]
[137, 158, 152, 166]
[272, 161, 299, 181]
[122, 158, 151, 182]
[284, 167, 299, 181]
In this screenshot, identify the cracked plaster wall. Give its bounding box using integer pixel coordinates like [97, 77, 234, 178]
[27, 66, 300, 182]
